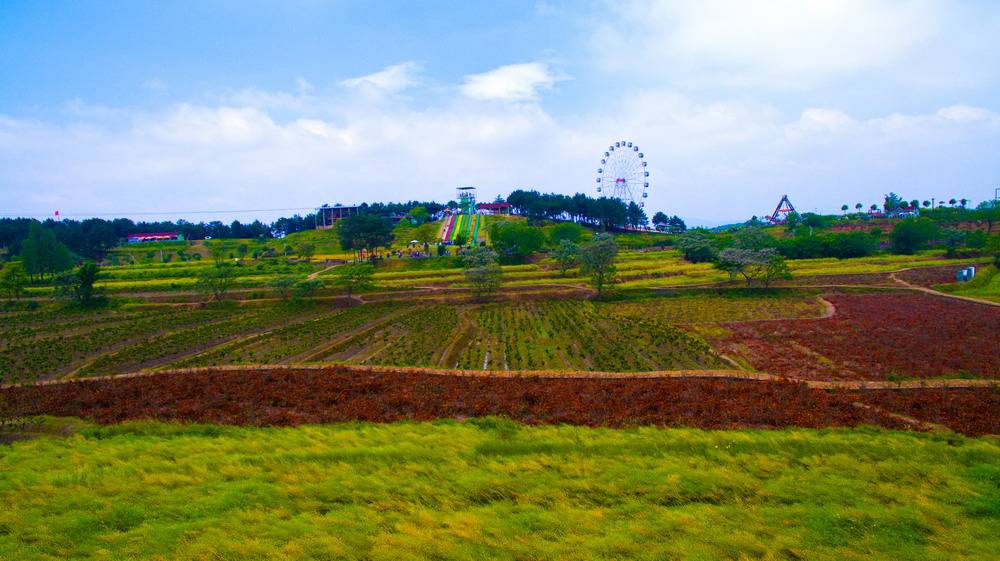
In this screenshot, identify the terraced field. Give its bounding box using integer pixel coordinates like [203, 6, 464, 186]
[2, 293, 837, 380]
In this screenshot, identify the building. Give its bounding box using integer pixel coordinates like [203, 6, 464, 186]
[316, 204, 359, 229]
[126, 232, 182, 243]
[477, 202, 512, 215]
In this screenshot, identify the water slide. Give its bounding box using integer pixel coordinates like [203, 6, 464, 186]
[441, 214, 457, 241]
[470, 213, 481, 243]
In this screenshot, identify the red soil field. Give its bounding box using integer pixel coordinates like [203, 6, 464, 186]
[851, 387, 1000, 437]
[3, 366, 996, 435]
[720, 292, 1000, 381]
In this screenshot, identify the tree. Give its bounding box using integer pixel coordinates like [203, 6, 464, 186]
[870, 204, 878, 212]
[829, 231, 878, 259]
[407, 206, 429, 225]
[296, 242, 315, 261]
[784, 211, 801, 231]
[0, 262, 27, 301]
[652, 211, 669, 230]
[553, 239, 579, 276]
[489, 221, 545, 261]
[677, 230, 716, 263]
[922, 200, 931, 208]
[883, 192, 903, 212]
[959, 198, 968, 208]
[20, 222, 73, 281]
[331, 263, 375, 305]
[72, 262, 102, 306]
[463, 246, 502, 299]
[549, 222, 587, 245]
[841, 204, 849, 215]
[715, 248, 791, 287]
[293, 278, 323, 299]
[337, 214, 395, 261]
[269, 275, 298, 300]
[855, 203, 863, 212]
[667, 215, 687, 233]
[890, 217, 939, 255]
[453, 231, 469, 247]
[196, 263, 236, 302]
[733, 227, 771, 251]
[948, 198, 957, 207]
[580, 233, 618, 298]
[941, 228, 966, 258]
[626, 201, 648, 228]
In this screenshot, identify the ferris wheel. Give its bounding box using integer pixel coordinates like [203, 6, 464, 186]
[595, 140, 649, 207]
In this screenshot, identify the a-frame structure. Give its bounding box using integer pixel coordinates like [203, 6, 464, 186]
[767, 195, 797, 224]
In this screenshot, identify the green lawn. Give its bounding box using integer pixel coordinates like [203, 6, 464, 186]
[1, 420, 997, 560]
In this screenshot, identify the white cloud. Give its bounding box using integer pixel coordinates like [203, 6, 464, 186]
[340, 62, 421, 93]
[461, 62, 567, 102]
[595, 0, 943, 87]
[1, 86, 997, 223]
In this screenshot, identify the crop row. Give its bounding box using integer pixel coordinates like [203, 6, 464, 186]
[321, 305, 460, 367]
[172, 302, 408, 366]
[0, 307, 237, 382]
[6, 366, 997, 435]
[718, 292, 1000, 381]
[76, 304, 323, 376]
[453, 301, 723, 372]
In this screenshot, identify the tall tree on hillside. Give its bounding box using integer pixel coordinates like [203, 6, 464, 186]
[580, 233, 619, 298]
[652, 211, 669, 230]
[463, 246, 502, 299]
[337, 214, 394, 261]
[20, 222, 73, 281]
[58, 262, 104, 306]
[196, 263, 237, 302]
[625, 201, 648, 229]
[553, 239, 580, 277]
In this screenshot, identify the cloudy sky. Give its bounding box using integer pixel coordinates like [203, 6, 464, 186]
[2, 0, 999, 225]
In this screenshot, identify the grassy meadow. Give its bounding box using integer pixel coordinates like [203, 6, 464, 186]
[0, 419, 997, 561]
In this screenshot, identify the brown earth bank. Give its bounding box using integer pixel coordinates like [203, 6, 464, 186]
[3, 366, 997, 435]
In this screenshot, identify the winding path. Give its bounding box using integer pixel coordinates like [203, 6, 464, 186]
[889, 268, 999, 307]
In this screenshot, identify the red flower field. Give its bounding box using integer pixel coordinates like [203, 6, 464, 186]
[3, 366, 997, 435]
[720, 292, 1000, 381]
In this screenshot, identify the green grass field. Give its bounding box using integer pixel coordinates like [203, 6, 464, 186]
[1, 419, 997, 560]
[937, 266, 1000, 303]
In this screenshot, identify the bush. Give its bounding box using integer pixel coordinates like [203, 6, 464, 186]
[490, 221, 545, 261]
[677, 231, 716, 263]
[891, 218, 939, 254]
[549, 222, 587, 245]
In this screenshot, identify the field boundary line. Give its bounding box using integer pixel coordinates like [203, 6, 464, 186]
[889, 269, 999, 307]
[7, 364, 997, 390]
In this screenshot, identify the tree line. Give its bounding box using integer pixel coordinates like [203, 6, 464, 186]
[505, 189, 684, 231]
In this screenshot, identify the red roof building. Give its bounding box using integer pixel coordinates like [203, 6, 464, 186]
[477, 202, 512, 215]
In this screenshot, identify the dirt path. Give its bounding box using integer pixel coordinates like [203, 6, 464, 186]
[307, 263, 340, 280]
[889, 269, 999, 307]
[11, 363, 996, 391]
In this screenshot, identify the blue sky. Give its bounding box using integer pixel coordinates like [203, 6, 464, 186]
[2, 0, 999, 224]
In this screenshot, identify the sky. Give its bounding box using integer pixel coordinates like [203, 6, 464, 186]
[1, 0, 999, 225]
